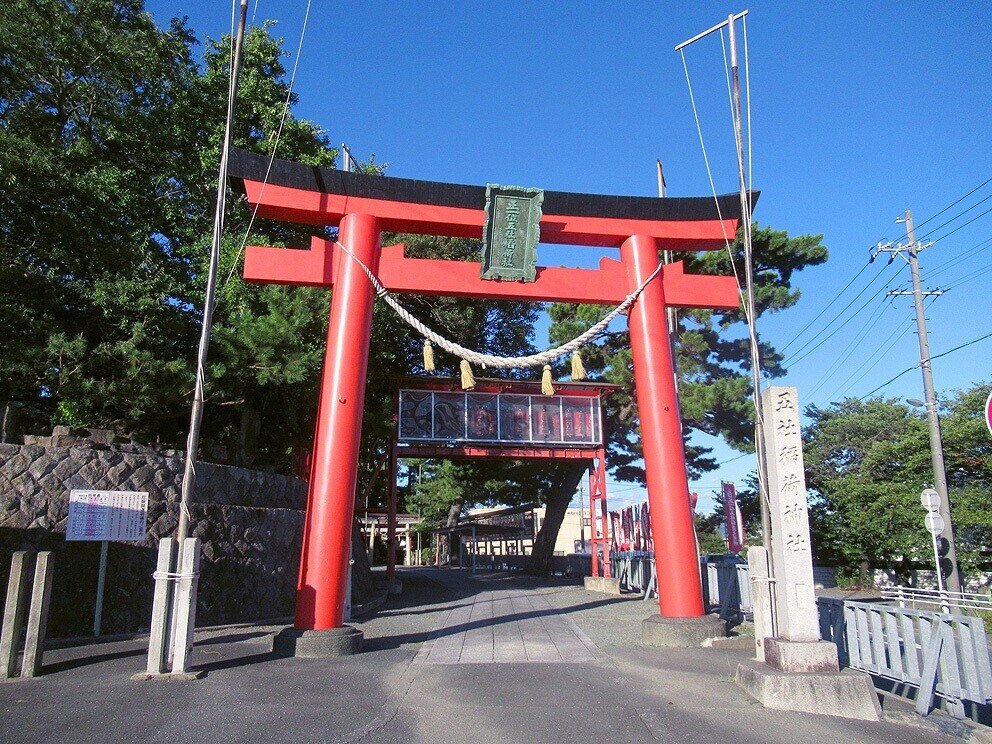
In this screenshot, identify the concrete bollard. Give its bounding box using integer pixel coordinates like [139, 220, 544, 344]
[21, 552, 55, 678]
[145, 538, 176, 675]
[169, 537, 201, 674]
[748, 546, 775, 662]
[1, 550, 33, 678]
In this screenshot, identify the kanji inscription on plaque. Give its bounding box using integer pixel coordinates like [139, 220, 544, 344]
[481, 184, 542, 282]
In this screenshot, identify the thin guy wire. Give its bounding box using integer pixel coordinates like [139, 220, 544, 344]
[222, 0, 314, 292]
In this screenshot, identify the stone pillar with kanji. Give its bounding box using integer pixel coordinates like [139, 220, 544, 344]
[760, 386, 837, 671]
[736, 386, 881, 722]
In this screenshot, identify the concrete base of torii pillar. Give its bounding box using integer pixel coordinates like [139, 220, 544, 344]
[734, 388, 881, 721]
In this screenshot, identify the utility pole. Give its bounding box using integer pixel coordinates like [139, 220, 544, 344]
[872, 210, 961, 593]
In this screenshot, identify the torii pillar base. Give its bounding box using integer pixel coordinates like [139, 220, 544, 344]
[272, 625, 364, 658]
[641, 613, 725, 648]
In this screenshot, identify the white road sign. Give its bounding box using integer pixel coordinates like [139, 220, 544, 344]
[67, 490, 149, 542]
[924, 511, 945, 537]
[920, 488, 940, 512]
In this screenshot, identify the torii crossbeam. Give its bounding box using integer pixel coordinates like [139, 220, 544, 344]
[229, 148, 752, 635]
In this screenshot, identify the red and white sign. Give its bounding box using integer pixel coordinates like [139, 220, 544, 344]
[985, 391, 992, 437]
[721, 482, 745, 553]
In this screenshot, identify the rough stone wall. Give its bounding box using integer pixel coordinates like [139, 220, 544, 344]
[0, 440, 308, 637]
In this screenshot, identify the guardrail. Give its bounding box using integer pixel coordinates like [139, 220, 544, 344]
[881, 585, 992, 615]
[819, 597, 992, 718]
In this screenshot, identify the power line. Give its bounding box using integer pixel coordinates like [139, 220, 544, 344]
[787, 268, 901, 367]
[803, 296, 892, 397]
[779, 260, 874, 354]
[926, 235, 992, 280]
[926, 204, 992, 244]
[825, 321, 914, 402]
[915, 182, 992, 241]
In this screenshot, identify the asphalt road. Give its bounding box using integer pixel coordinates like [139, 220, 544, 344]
[0, 569, 965, 743]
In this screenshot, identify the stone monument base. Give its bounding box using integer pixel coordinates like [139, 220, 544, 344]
[641, 613, 725, 648]
[583, 576, 621, 595]
[735, 659, 881, 721]
[764, 638, 840, 673]
[272, 625, 363, 657]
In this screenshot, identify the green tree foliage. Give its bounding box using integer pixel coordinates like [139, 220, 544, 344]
[1, 1, 541, 486]
[803, 384, 992, 577]
[548, 225, 828, 481]
[1, 0, 202, 431]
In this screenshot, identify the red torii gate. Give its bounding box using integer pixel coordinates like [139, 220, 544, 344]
[230, 148, 746, 642]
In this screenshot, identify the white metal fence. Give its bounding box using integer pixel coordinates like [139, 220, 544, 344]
[881, 585, 992, 615]
[818, 597, 992, 718]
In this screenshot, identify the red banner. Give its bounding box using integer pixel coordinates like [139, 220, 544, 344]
[721, 482, 745, 553]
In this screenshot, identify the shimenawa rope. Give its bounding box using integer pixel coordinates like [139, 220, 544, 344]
[333, 241, 663, 372]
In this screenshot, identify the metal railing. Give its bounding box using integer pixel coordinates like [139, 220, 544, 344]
[881, 585, 992, 615]
[819, 597, 992, 718]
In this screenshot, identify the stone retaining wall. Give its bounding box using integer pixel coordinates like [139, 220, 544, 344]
[0, 440, 315, 637]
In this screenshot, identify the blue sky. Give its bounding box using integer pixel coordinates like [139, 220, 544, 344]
[147, 1, 992, 513]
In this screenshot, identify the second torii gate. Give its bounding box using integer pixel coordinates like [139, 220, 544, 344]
[229, 147, 748, 649]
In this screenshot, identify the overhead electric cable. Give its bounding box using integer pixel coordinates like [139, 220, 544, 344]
[802, 295, 891, 396]
[912, 176, 992, 234]
[825, 323, 914, 402]
[924, 205, 992, 245]
[916, 192, 992, 243]
[857, 329, 992, 400]
[785, 261, 900, 362]
[779, 261, 875, 353]
[926, 235, 992, 280]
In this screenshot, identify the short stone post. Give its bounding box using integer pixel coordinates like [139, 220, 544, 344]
[747, 547, 773, 662]
[1, 550, 33, 679]
[169, 537, 201, 674]
[144, 538, 176, 675]
[735, 386, 881, 721]
[21, 551, 55, 678]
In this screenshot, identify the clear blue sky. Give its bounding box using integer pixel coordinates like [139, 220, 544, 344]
[147, 1, 992, 513]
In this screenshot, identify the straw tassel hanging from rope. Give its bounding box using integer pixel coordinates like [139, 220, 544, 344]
[571, 350, 586, 381]
[423, 339, 435, 372]
[460, 359, 476, 390]
[541, 364, 555, 396]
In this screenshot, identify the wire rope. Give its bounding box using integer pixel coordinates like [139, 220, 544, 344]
[221, 0, 314, 292]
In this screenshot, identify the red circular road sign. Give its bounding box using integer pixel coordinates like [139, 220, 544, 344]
[986, 391, 992, 437]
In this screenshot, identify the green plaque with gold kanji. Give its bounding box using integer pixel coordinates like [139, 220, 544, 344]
[481, 184, 543, 282]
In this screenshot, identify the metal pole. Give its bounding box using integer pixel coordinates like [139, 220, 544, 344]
[727, 14, 772, 558]
[578, 482, 585, 552]
[175, 0, 249, 553]
[658, 160, 681, 404]
[93, 540, 108, 636]
[904, 210, 961, 593]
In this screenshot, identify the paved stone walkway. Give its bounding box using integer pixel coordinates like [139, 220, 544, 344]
[413, 586, 603, 664]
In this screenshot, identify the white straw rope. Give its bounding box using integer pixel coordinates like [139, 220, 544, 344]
[334, 241, 663, 369]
